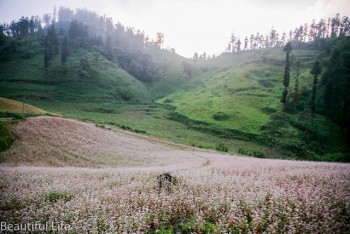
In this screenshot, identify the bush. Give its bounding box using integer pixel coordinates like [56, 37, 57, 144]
[216, 143, 228, 152]
[133, 129, 146, 134]
[321, 152, 350, 162]
[163, 99, 173, 103]
[252, 151, 266, 158]
[212, 112, 230, 121]
[0, 112, 25, 120]
[45, 191, 73, 203]
[0, 123, 14, 152]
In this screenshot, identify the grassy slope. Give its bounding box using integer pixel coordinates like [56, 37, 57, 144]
[0, 97, 48, 114]
[0, 50, 150, 103]
[158, 48, 320, 134]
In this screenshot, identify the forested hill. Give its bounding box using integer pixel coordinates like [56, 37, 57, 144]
[0, 7, 350, 161]
[0, 7, 187, 102]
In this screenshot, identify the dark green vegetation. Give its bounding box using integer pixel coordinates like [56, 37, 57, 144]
[0, 123, 14, 152]
[45, 190, 74, 203]
[1, 8, 349, 161]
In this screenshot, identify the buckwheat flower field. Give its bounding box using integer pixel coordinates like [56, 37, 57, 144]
[0, 117, 349, 233]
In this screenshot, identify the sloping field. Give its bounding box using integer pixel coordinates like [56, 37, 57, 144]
[0, 117, 349, 233]
[0, 97, 47, 114]
[0, 116, 203, 168]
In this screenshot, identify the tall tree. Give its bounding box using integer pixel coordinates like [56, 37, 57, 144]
[42, 13, 52, 28]
[61, 37, 68, 64]
[236, 38, 241, 51]
[193, 52, 198, 64]
[281, 42, 293, 109]
[155, 32, 164, 48]
[293, 60, 300, 111]
[310, 60, 322, 117]
[321, 41, 350, 145]
[244, 37, 248, 50]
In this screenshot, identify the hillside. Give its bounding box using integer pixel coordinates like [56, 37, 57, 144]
[0, 116, 349, 233]
[157, 45, 349, 160]
[0, 97, 48, 114]
[0, 116, 201, 167]
[0, 49, 151, 103]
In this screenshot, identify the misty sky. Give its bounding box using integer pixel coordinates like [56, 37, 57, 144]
[0, 0, 349, 57]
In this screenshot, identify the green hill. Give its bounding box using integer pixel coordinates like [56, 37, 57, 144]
[0, 50, 151, 103]
[157, 45, 348, 161]
[158, 49, 318, 133]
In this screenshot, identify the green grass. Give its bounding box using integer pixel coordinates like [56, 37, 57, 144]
[158, 49, 320, 135]
[0, 50, 150, 103]
[158, 55, 283, 134]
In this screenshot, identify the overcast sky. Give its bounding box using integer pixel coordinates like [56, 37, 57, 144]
[0, 0, 349, 57]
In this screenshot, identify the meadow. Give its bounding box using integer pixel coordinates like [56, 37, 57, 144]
[1, 117, 349, 233]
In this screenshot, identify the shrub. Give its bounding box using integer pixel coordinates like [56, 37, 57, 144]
[45, 191, 73, 203]
[216, 143, 228, 152]
[0, 123, 14, 152]
[163, 99, 173, 103]
[133, 129, 146, 134]
[321, 152, 350, 162]
[212, 112, 230, 121]
[0, 112, 25, 120]
[252, 151, 266, 158]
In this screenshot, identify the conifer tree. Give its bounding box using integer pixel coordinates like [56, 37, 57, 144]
[281, 42, 293, 109]
[61, 37, 68, 64]
[293, 60, 300, 111]
[310, 60, 322, 117]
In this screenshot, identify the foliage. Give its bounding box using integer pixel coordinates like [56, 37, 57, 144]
[281, 42, 292, 106]
[45, 190, 74, 203]
[225, 13, 350, 54]
[181, 60, 193, 77]
[215, 143, 228, 152]
[310, 60, 321, 116]
[0, 123, 14, 152]
[212, 112, 230, 121]
[319, 37, 350, 145]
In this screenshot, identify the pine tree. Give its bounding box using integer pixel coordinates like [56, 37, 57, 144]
[281, 42, 293, 109]
[237, 38, 241, 51]
[244, 37, 248, 50]
[293, 60, 300, 111]
[193, 52, 198, 64]
[310, 60, 322, 117]
[61, 37, 68, 64]
[44, 43, 49, 70]
[43, 32, 52, 70]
